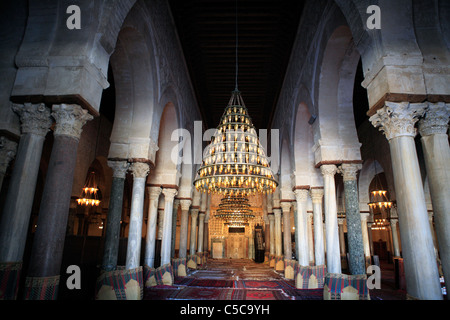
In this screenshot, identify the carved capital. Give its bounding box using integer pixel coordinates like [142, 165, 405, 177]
[369, 101, 427, 140]
[190, 208, 199, 218]
[130, 162, 150, 179]
[12, 103, 53, 137]
[162, 188, 178, 202]
[51, 104, 93, 140]
[147, 186, 162, 200]
[320, 164, 337, 177]
[280, 202, 291, 213]
[180, 199, 192, 211]
[418, 102, 449, 137]
[107, 160, 129, 179]
[273, 208, 282, 218]
[310, 188, 324, 204]
[338, 163, 362, 181]
[268, 213, 275, 221]
[294, 189, 309, 203]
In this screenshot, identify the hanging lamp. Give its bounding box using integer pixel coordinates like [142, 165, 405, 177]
[193, 1, 277, 196]
[77, 171, 102, 206]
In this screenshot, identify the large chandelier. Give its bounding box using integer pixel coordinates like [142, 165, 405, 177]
[77, 171, 102, 206]
[194, 90, 278, 196]
[214, 195, 255, 221]
[369, 170, 392, 231]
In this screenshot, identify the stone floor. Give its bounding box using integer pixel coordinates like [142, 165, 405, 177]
[144, 258, 409, 300]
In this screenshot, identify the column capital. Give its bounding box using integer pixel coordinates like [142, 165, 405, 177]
[190, 208, 199, 218]
[180, 199, 192, 211]
[280, 202, 291, 213]
[130, 162, 150, 179]
[320, 164, 338, 177]
[338, 163, 362, 181]
[369, 101, 427, 140]
[107, 160, 129, 179]
[147, 186, 162, 200]
[268, 213, 275, 221]
[390, 218, 398, 227]
[12, 103, 53, 137]
[418, 102, 449, 137]
[273, 208, 282, 217]
[294, 189, 309, 203]
[162, 188, 178, 202]
[310, 188, 324, 204]
[51, 104, 93, 140]
[360, 212, 370, 221]
[338, 218, 345, 225]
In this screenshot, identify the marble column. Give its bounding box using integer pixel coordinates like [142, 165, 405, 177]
[338, 163, 366, 275]
[320, 164, 341, 274]
[338, 218, 346, 257]
[294, 190, 309, 266]
[144, 187, 162, 268]
[189, 209, 199, 255]
[307, 212, 315, 265]
[0, 104, 52, 267]
[197, 212, 205, 253]
[101, 161, 129, 271]
[390, 218, 401, 257]
[273, 208, 282, 258]
[0, 136, 17, 191]
[418, 102, 450, 287]
[370, 101, 442, 300]
[310, 188, 325, 266]
[360, 213, 372, 266]
[268, 214, 275, 261]
[25, 104, 92, 299]
[281, 202, 292, 260]
[125, 162, 150, 270]
[160, 188, 177, 266]
[178, 199, 192, 258]
[171, 199, 180, 258]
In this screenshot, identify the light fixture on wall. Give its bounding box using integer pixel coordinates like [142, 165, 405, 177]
[193, 1, 277, 196]
[77, 171, 102, 206]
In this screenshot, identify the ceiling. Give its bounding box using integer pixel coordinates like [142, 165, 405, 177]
[168, 0, 306, 131]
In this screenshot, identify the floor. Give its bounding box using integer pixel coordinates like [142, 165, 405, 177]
[144, 258, 408, 300]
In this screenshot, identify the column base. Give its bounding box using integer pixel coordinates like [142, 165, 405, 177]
[323, 273, 370, 300]
[275, 256, 285, 271]
[24, 275, 60, 300]
[0, 262, 22, 300]
[96, 266, 143, 300]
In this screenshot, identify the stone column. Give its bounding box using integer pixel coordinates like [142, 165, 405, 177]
[125, 162, 150, 270]
[268, 213, 275, 259]
[171, 199, 180, 258]
[281, 202, 292, 260]
[144, 187, 162, 268]
[189, 209, 199, 255]
[25, 104, 92, 299]
[320, 164, 341, 274]
[370, 101, 442, 300]
[310, 188, 325, 266]
[360, 213, 372, 267]
[197, 212, 205, 253]
[418, 102, 450, 287]
[294, 189, 309, 266]
[273, 208, 282, 258]
[0, 136, 17, 190]
[0, 104, 52, 266]
[178, 199, 191, 258]
[160, 188, 177, 266]
[307, 212, 315, 265]
[338, 163, 366, 275]
[101, 161, 129, 271]
[390, 218, 401, 258]
[338, 218, 346, 257]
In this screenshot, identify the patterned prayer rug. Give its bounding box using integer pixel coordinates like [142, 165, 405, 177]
[234, 280, 296, 290]
[231, 289, 291, 300]
[169, 287, 234, 300]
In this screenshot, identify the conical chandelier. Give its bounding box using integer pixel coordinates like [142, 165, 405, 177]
[193, 0, 277, 197]
[194, 90, 278, 196]
[214, 195, 255, 220]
